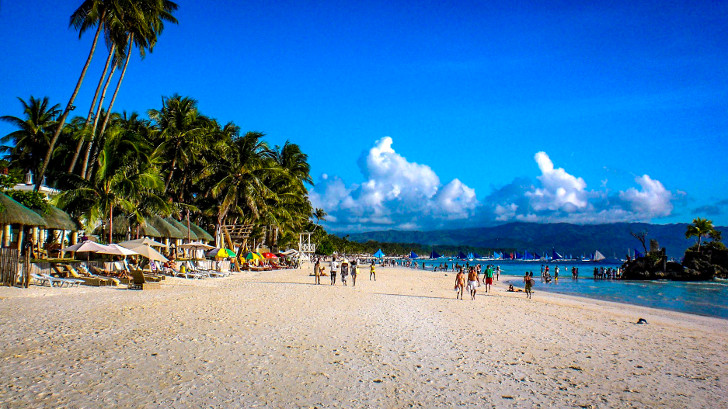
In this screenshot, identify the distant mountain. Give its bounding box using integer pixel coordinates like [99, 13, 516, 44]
[346, 222, 725, 258]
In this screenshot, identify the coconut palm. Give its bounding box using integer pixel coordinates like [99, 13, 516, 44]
[685, 217, 715, 252]
[37, 0, 109, 190]
[58, 118, 163, 243]
[1, 96, 61, 179]
[313, 208, 327, 225]
[270, 141, 314, 186]
[148, 94, 211, 193]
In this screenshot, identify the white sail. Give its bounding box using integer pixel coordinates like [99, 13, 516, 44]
[593, 250, 606, 261]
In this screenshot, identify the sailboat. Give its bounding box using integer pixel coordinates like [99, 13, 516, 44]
[430, 249, 441, 259]
[592, 250, 606, 262]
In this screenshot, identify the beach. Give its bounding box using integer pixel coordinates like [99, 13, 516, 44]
[0, 265, 726, 408]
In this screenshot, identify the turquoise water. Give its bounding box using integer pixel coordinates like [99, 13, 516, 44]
[405, 259, 728, 319]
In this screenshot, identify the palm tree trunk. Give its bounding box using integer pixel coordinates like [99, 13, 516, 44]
[90, 36, 133, 180]
[164, 155, 177, 193]
[36, 18, 104, 191]
[109, 204, 114, 244]
[68, 44, 115, 173]
[81, 60, 118, 179]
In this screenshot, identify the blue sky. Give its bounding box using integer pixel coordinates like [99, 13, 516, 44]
[1, 1, 727, 231]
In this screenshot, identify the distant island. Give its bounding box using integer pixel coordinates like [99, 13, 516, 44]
[346, 222, 728, 259]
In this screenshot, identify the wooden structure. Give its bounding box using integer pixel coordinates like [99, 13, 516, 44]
[220, 224, 253, 271]
[298, 232, 316, 262]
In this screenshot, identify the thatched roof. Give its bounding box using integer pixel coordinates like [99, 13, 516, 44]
[92, 216, 162, 237]
[149, 215, 184, 238]
[34, 205, 78, 230]
[189, 221, 214, 242]
[165, 217, 199, 240]
[0, 192, 47, 226]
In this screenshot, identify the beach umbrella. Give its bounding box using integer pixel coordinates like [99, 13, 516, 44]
[119, 237, 168, 248]
[245, 251, 262, 260]
[98, 243, 139, 256]
[373, 249, 385, 258]
[261, 252, 277, 259]
[61, 240, 110, 253]
[179, 241, 214, 250]
[125, 244, 168, 263]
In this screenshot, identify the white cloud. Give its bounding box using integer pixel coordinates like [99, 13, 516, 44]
[619, 175, 673, 218]
[490, 152, 677, 224]
[526, 151, 588, 212]
[310, 137, 479, 231]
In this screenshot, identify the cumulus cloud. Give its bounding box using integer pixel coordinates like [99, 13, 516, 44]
[487, 152, 677, 224]
[311, 137, 479, 231]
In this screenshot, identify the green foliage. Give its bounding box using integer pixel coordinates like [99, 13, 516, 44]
[317, 240, 334, 256]
[5, 190, 50, 213]
[685, 217, 716, 252]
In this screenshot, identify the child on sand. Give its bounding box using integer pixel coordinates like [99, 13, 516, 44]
[455, 268, 465, 300]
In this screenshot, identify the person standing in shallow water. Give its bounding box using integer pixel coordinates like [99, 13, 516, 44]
[370, 261, 376, 281]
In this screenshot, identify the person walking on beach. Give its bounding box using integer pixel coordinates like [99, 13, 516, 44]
[524, 271, 534, 299]
[455, 268, 465, 300]
[467, 266, 480, 300]
[351, 260, 358, 287]
[370, 261, 376, 281]
[341, 259, 349, 286]
[330, 257, 338, 285]
[484, 265, 494, 293]
[496, 265, 501, 281]
[314, 258, 321, 285]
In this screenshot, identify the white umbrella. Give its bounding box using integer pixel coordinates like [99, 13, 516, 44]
[98, 243, 139, 256]
[178, 241, 214, 250]
[119, 237, 168, 248]
[61, 241, 110, 253]
[125, 244, 168, 263]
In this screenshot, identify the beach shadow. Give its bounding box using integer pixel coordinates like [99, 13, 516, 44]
[372, 292, 452, 301]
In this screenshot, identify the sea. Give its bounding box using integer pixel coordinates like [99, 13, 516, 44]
[405, 259, 728, 320]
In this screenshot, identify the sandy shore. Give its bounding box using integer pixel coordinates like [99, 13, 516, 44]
[0, 265, 726, 408]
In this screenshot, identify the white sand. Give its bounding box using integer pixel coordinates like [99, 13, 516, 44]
[0, 265, 726, 408]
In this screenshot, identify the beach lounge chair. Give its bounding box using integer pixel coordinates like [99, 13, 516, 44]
[195, 260, 229, 277]
[128, 269, 161, 290]
[42, 273, 82, 287]
[31, 273, 51, 287]
[62, 264, 110, 287]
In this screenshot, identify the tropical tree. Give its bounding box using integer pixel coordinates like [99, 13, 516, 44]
[313, 208, 327, 225]
[1, 96, 60, 179]
[148, 94, 210, 193]
[37, 0, 108, 189]
[685, 218, 715, 252]
[58, 118, 163, 242]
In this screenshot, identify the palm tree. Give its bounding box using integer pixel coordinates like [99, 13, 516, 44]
[148, 94, 210, 193]
[685, 217, 715, 252]
[36, 0, 108, 190]
[78, 0, 179, 179]
[270, 141, 314, 186]
[1, 96, 61, 179]
[58, 119, 163, 243]
[313, 208, 327, 225]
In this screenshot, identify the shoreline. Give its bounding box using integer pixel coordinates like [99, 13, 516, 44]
[0, 265, 726, 407]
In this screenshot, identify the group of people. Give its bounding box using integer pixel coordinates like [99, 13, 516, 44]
[453, 264, 497, 300]
[313, 256, 377, 286]
[593, 266, 621, 279]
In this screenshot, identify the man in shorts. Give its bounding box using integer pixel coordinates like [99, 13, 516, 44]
[467, 266, 480, 300]
[484, 265, 494, 293]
